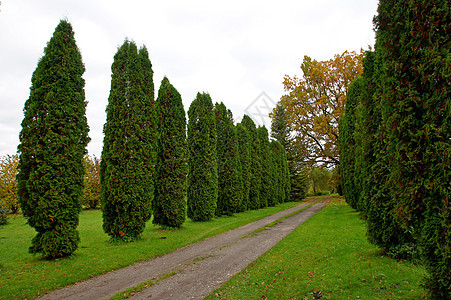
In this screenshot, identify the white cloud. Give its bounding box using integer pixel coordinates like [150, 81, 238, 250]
[0, 0, 378, 157]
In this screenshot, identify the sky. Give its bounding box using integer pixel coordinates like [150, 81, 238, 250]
[0, 0, 379, 157]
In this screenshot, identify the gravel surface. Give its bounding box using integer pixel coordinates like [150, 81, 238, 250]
[39, 198, 327, 300]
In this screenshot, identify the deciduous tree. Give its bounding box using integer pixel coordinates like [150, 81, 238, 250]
[281, 50, 364, 167]
[0, 154, 19, 213]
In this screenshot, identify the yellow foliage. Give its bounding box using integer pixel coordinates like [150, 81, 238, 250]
[280, 50, 364, 166]
[0, 154, 19, 213]
[82, 154, 101, 209]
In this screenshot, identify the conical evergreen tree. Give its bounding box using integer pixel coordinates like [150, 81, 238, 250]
[152, 77, 187, 228]
[374, 0, 450, 296]
[339, 77, 363, 209]
[101, 40, 154, 241]
[236, 123, 251, 212]
[214, 102, 242, 216]
[240, 115, 261, 209]
[257, 126, 271, 208]
[269, 141, 283, 205]
[187, 92, 218, 221]
[17, 20, 90, 258]
[270, 103, 307, 201]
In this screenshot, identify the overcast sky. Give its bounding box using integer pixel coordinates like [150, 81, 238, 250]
[0, 0, 378, 157]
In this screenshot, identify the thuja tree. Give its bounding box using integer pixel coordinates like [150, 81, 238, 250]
[257, 126, 271, 207]
[214, 102, 242, 216]
[152, 77, 187, 228]
[17, 20, 89, 258]
[236, 123, 251, 212]
[240, 115, 261, 210]
[187, 92, 218, 221]
[338, 77, 363, 209]
[101, 40, 154, 241]
[375, 0, 450, 296]
[270, 103, 307, 200]
[269, 141, 284, 204]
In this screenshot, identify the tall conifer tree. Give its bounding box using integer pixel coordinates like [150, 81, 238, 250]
[152, 77, 187, 228]
[240, 115, 261, 209]
[236, 123, 251, 212]
[214, 102, 242, 216]
[101, 40, 154, 241]
[17, 20, 90, 258]
[257, 126, 271, 208]
[375, 0, 450, 295]
[187, 93, 218, 221]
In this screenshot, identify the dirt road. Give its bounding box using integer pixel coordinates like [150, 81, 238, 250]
[39, 198, 327, 300]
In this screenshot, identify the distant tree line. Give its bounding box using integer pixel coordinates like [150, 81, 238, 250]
[339, 0, 450, 297]
[14, 19, 292, 259]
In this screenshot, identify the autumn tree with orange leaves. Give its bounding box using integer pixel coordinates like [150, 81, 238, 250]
[280, 50, 364, 167]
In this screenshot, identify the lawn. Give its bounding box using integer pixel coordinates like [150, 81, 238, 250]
[207, 196, 428, 299]
[0, 201, 303, 299]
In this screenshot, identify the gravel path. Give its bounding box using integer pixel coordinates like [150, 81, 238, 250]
[39, 198, 327, 300]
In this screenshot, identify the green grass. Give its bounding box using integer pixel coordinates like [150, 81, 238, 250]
[0, 201, 304, 299]
[206, 197, 428, 299]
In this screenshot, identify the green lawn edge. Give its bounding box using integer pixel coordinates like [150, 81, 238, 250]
[206, 196, 428, 299]
[0, 200, 307, 299]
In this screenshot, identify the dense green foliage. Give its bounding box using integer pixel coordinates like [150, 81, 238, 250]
[101, 40, 154, 241]
[240, 115, 261, 210]
[270, 103, 307, 201]
[187, 93, 218, 221]
[214, 103, 242, 216]
[152, 77, 187, 228]
[0, 154, 19, 214]
[338, 77, 362, 209]
[269, 141, 285, 204]
[16, 20, 89, 258]
[256, 126, 271, 208]
[340, 1, 450, 296]
[236, 123, 251, 212]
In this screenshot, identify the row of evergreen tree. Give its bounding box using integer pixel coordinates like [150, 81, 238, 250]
[101, 39, 292, 237]
[17, 20, 291, 259]
[339, 0, 449, 297]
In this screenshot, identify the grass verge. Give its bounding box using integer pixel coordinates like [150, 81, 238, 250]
[206, 196, 427, 299]
[0, 201, 305, 299]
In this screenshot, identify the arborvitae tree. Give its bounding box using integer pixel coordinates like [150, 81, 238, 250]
[101, 40, 154, 241]
[152, 77, 187, 228]
[236, 123, 251, 212]
[269, 140, 284, 204]
[17, 20, 90, 258]
[214, 102, 242, 216]
[257, 126, 271, 208]
[375, 0, 450, 296]
[187, 92, 218, 221]
[270, 103, 307, 201]
[339, 77, 363, 209]
[240, 115, 261, 210]
[280, 146, 291, 202]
